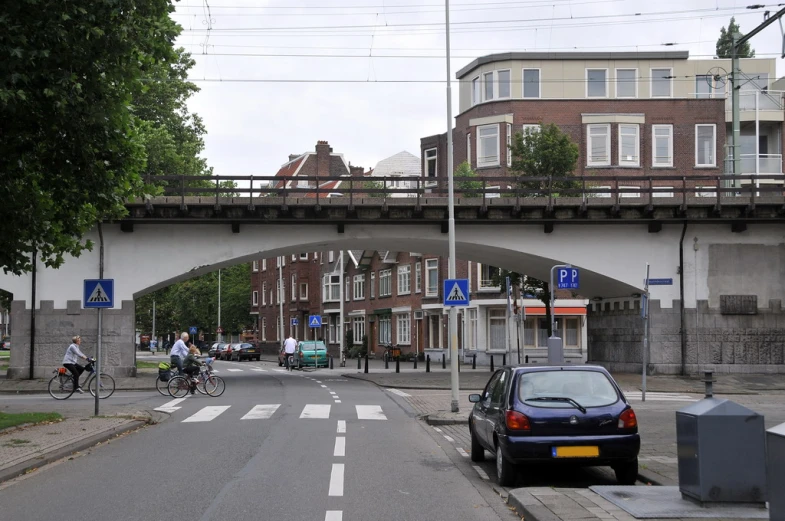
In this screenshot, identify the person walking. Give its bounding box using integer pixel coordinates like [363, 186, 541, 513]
[170, 332, 189, 374]
[283, 334, 298, 371]
[63, 335, 89, 394]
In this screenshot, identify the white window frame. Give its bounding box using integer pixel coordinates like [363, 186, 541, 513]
[565, 317, 580, 348]
[615, 68, 637, 98]
[618, 124, 640, 167]
[587, 124, 611, 166]
[465, 308, 478, 351]
[328, 250, 335, 263]
[425, 258, 439, 297]
[497, 69, 511, 99]
[291, 254, 297, 262]
[291, 274, 297, 302]
[353, 274, 365, 300]
[252, 291, 259, 306]
[471, 76, 480, 106]
[586, 68, 608, 98]
[522, 68, 540, 99]
[300, 282, 308, 300]
[477, 124, 500, 168]
[345, 278, 350, 302]
[483, 71, 494, 101]
[262, 259, 266, 271]
[696, 186, 716, 197]
[262, 282, 267, 305]
[653, 187, 674, 198]
[592, 185, 611, 198]
[396, 313, 411, 345]
[425, 148, 437, 178]
[261, 317, 267, 341]
[378, 316, 391, 344]
[522, 124, 539, 136]
[299, 252, 309, 261]
[397, 265, 411, 295]
[415, 262, 422, 293]
[695, 124, 717, 167]
[619, 186, 639, 198]
[652, 124, 673, 167]
[379, 269, 392, 297]
[370, 272, 376, 298]
[506, 123, 512, 167]
[252, 260, 259, 272]
[650, 68, 673, 98]
[466, 133, 471, 165]
[352, 317, 365, 344]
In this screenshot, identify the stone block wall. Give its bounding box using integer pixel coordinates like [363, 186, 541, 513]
[588, 298, 785, 375]
[7, 300, 136, 380]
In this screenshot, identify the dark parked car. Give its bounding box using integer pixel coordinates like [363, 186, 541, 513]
[468, 365, 640, 486]
[218, 343, 234, 361]
[232, 343, 260, 362]
[208, 342, 225, 358]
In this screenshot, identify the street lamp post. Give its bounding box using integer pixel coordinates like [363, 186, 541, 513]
[444, 0, 459, 413]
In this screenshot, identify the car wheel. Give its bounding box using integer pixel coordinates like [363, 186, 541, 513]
[470, 423, 484, 462]
[495, 443, 516, 487]
[613, 458, 638, 485]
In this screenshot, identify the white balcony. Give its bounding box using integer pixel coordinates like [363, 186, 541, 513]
[479, 279, 500, 292]
[739, 154, 783, 175]
[726, 90, 785, 122]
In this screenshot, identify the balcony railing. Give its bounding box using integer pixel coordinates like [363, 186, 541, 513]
[691, 89, 785, 112]
[738, 154, 783, 175]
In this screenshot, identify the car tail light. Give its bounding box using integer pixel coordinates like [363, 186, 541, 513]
[505, 410, 531, 431]
[618, 408, 637, 429]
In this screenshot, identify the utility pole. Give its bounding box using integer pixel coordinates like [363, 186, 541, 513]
[339, 250, 345, 366]
[217, 269, 222, 342]
[152, 299, 156, 353]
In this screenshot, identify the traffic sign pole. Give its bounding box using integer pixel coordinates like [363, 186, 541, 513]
[642, 263, 651, 402]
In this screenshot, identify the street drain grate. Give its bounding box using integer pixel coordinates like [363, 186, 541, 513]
[589, 486, 768, 519]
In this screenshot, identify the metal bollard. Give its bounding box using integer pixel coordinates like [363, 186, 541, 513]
[490, 355, 494, 372]
[442, 354, 446, 369]
[395, 357, 400, 373]
[472, 354, 476, 370]
[364, 354, 369, 374]
[525, 355, 529, 364]
[358, 356, 361, 370]
[426, 355, 430, 373]
[703, 370, 714, 398]
[385, 356, 389, 370]
[414, 356, 418, 369]
[330, 356, 334, 370]
[502, 354, 506, 366]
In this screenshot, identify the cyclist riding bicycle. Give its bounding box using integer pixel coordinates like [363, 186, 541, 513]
[183, 346, 202, 394]
[63, 335, 90, 394]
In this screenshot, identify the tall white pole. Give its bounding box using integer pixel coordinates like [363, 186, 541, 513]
[152, 299, 156, 353]
[339, 250, 345, 365]
[642, 263, 651, 402]
[278, 258, 284, 343]
[217, 269, 222, 342]
[445, 0, 459, 413]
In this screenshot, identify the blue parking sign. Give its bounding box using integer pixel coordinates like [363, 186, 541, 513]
[557, 268, 580, 290]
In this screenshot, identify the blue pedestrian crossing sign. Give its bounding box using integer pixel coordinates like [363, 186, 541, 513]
[308, 315, 322, 328]
[189, 326, 198, 335]
[443, 279, 470, 307]
[83, 279, 114, 308]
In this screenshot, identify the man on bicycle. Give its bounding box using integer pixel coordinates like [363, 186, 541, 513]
[283, 334, 297, 370]
[170, 332, 189, 374]
[63, 335, 89, 394]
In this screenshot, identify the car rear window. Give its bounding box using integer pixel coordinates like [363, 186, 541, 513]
[300, 342, 326, 350]
[241, 344, 253, 348]
[518, 370, 619, 408]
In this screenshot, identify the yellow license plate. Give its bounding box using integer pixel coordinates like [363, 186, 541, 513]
[553, 446, 599, 458]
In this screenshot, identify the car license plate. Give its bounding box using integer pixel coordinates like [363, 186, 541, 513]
[552, 446, 599, 458]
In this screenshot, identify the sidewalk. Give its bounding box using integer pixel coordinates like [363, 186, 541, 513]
[0, 415, 150, 483]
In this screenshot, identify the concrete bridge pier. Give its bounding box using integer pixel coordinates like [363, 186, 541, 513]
[8, 300, 136, 380]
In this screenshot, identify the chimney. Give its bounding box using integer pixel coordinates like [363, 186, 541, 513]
[315, 140, 332, 177]
[288, 154, 300, 162]
[350, 166, 365, 177]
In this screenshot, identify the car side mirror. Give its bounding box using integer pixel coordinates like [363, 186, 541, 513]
[468, 394, 482, 403]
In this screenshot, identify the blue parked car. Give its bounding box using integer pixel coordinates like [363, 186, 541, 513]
[468, 365, 640, 486]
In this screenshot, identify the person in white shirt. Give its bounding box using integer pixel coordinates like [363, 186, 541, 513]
[63, 336, 89, 394]
[283, 334, 298, 370]
[169, 332, 189, 374]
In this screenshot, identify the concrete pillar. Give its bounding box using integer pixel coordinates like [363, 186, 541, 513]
[7, 299, 136, 380]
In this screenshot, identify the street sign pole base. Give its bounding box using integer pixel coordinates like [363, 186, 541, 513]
[547, 336, 564, 365]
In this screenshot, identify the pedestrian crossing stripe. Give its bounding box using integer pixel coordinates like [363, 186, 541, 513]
[160, 403, 390, 422]
[86, 283, 111, 303]
[446, 282, 467, 302]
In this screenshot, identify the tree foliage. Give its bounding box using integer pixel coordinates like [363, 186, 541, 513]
[454, 161, 483, 197]
[135, 264, 252, 338]
[716, 17, 755, 59]
[491, 270, 554, 336]
[509, 123, 580, 196]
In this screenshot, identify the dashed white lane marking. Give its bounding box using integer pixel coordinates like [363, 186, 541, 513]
[320, 385, 327, 388]
[356, 405, 387, 420]
[387, 388, 411, 397]
[226, 369, 243, 372]
[334, 437, 346, 457]
[328, 464, 345, 496]
[154, 397, 187, 412]
[241, 404, 280, 420]
[473, 465, 490, 480]
[325, 511, 342, 521]
[183, 406, 231, 423]
[457, 448, 469, 458]
[273, 369, 287, 373]
[329, 391, 337, 395]
[337, 420, 346, 433]
[433, 427, 443, 433]
[250, 368, 266, 372]
[335, 400, 342, 403]
[300, 404, 331, 419]
[443, 435, 455, 443]
[316, 381, 322, 383]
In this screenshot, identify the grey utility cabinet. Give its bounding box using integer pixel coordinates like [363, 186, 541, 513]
[676, 397, 767, 504]
[767, 422, 785, 521]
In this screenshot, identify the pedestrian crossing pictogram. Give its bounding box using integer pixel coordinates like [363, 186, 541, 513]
[446, 283, 466, 302]
[87, 283, 110, 303]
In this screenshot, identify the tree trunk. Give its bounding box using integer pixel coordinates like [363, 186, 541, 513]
[540, 282, 553, 337]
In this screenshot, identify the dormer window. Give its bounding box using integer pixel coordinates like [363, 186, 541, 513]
[425, 148, 437, 177]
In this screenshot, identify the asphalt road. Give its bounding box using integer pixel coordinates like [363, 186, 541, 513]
[0, 360, 518, 521]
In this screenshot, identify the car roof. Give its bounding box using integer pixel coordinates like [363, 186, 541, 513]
[506, 365, 613, 376]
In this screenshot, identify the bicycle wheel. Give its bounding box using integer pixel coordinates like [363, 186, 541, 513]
[168, 376, 190, 398]
[48, 374, 75, 400]
[88, 373, 116, 399]
[156, 375, 170, 396]
[195, 375, 208, 395]
[203, 375, 225, 397]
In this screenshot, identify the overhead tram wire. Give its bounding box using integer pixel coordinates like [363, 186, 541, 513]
[173, 0, 623, 11]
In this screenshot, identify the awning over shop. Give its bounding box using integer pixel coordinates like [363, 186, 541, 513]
[524, 307, 587, 316]
[373, 308, 392, 315]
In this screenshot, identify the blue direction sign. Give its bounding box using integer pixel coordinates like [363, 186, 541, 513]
[189, 326, 198, 335]
[83, 279, 114, 308]
[308, 315, 322, 328]
[291, 317, 299, 326]
[645, 278, 673, 286]
[557, 268, 580, 290]
[443, 279, 470, 307]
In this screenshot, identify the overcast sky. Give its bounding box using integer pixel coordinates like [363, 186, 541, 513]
[173, 0, 785, 176]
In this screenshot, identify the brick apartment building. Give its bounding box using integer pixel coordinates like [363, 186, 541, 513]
[421, 51, 783, 194]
